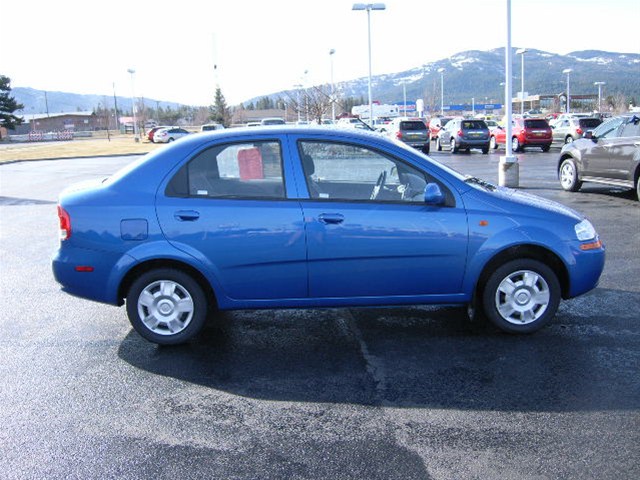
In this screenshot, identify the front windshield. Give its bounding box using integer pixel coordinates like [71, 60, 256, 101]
[593, 117, 624, 138]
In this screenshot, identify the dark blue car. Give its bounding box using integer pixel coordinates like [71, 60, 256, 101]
[53, 127, 605, 344]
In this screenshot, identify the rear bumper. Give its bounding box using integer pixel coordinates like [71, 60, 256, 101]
[52, 245, 136, 305]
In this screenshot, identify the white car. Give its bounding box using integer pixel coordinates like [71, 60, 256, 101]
[153, 127, 191, 143]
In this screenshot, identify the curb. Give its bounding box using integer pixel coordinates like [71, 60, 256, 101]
[0, 152, 146, 166]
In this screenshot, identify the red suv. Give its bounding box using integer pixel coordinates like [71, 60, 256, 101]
[491, 118, 553, 152]
[428, 117, 454, 141]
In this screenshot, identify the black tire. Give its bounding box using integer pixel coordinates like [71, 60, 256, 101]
[436, 137, 442, 151]
[636, 176, 640, 201]
[565, 136, 574, 144]
[126, 268, 208, 345]
[559, 158, 582, 192]
[482, 259, 561, 334]
[450, 138, 458, 153]
[541, 144, 551, 152]
[422, 143, 430, 155]
[168, 138, 175, 142]
[482, 146, 489, 154]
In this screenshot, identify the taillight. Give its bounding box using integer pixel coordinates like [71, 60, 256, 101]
[576, 127, 583, 135]
[396, 131, 402, 139]
[457, 130, 463, 138]
[58, 206, 71, 240]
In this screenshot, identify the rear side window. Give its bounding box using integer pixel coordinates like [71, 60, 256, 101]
[524, 119, 549, 129]
[400, 121, 427, 131]
[166, 141, 285, 199]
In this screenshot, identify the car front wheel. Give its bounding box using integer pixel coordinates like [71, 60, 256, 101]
[482, 259, 560, 334]
[559, 158, 582, 191]
[126, 268, 208, 344]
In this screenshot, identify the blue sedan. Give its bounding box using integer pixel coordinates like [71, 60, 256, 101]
[53, 127, 605, 344]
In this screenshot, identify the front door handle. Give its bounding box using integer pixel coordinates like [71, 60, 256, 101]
[174, 210, 200, 221]
[318, 213, 344, 224]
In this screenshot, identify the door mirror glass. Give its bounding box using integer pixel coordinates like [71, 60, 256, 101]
[424, 183, 445, 205]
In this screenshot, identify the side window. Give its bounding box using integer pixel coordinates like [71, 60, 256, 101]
[166, 141, 285, 199]
[620, 118, 640, 138]
[298, 140, 452, 205]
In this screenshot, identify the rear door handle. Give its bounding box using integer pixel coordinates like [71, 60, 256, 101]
[318, 213, 344, 224]
[174, 210, 200, 221]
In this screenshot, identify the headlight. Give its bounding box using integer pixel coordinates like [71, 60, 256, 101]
[575, 219, 596, 241]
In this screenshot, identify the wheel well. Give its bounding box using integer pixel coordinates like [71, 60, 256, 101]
[117, 259, 217, 308]
[476, 245, 570, 300]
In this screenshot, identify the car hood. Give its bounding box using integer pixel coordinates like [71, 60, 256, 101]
[467, 183, 583, 221]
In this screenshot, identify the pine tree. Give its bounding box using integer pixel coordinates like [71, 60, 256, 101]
[209, 87, 231, 127]
[0, 75, 24, 130]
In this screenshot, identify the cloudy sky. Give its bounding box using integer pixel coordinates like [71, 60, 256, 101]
[2, 0, 638, 105]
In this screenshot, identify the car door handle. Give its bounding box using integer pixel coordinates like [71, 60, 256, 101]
[174, 210, 200, 221]
[318, 213, 344, 224]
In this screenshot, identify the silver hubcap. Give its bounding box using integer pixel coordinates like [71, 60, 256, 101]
[137, 280, 194, 336]
[560, 163, 575, 188]
[512, 138, 519, 150]
[495, 270, 550, 325]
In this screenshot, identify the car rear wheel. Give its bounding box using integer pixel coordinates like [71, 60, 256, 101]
[490, 136, 498, 150]
[436, 138, 442, 151]
[450, 138, 458, 153]
[559, 158, 582, 192]
[482, 145, 489, 154]
[422, 143, 430, 155]
[565, 136, 574, 144]
[512, 137, 521, 152]
[126, 268, 208, 344]
[482, 259, 560, 334]
[168, 138, 175, 142]
[541, 144, 551, 152]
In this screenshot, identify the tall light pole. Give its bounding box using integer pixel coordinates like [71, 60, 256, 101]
[437, 67, 445, 115]
[516, 47, 527, 115]
[329, 48, 336, 121]
[499, 0, 518, 188]
[127, 68, 139, 142]
[563, 68, 573, 114]
[352, 3, 386, 126]
[402, 80, 407, 117]
[594, 81, 605, 112]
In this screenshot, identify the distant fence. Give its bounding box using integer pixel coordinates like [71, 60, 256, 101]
[7, 130, 93, 143]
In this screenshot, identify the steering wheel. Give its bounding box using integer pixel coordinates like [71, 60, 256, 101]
[370, 171, 387, 200]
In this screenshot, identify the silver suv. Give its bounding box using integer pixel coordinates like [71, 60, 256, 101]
[386, 118, 430, 154]
[551, 116, 602, 145]
[436, 118, 490, 154]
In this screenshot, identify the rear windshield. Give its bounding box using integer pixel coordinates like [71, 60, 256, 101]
[461, 120, 487, 130]
[524, 119, 549, 129]
[400, 121, 427, 131]
[579, 118, 602, 129]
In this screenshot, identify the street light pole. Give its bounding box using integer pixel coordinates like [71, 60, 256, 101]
[594, 81, 606, 113]
[437, 68, 445, 116]
[329, 48, 336, 121]
[516, 48, 527, 115]
[352, 3, 386, 126]
[127, 68, 139, 142]
[499, 0, 518, 188]
[563, 68, 573, 114]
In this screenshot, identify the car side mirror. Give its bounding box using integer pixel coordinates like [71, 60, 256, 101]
[424, 183, 445, 206]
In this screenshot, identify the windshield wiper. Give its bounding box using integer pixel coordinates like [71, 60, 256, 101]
[464, 176, 496, 191]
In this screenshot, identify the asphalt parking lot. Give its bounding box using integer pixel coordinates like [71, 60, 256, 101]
[0, 148, 638, 479]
